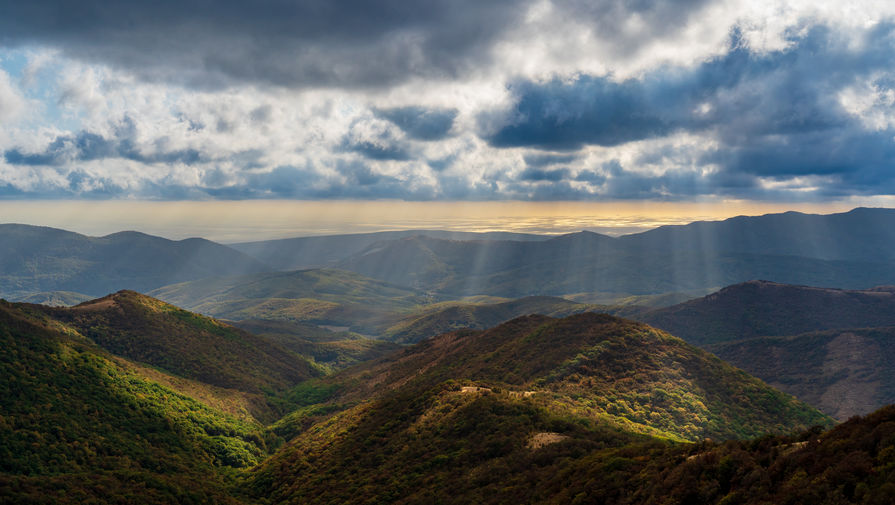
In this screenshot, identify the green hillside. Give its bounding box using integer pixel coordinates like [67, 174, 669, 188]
[0, 300, 268, 504]
[28, 291, 321, 397]
[247, 313, 832, 504]
[250, 401, 895, 505]
[335, 313, 830, 441]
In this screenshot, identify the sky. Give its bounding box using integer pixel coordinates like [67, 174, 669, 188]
[1, 1, 895, 237]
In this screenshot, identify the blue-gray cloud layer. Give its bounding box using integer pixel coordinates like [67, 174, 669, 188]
[374, 107, 457, 141]
[0, 0, 717, 89]
[0, 0, 529, 88]
[2, 2, 895, 202]
[483, 25, 895, 195]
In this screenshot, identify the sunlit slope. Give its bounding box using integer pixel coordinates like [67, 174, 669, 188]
[0, 224, 268, 299]
[28, 291, 320, 397]
[706, 327, 895, 420]
[251, 402, 894, 505]
[307, 314, 829, 442]
[641, 281, 895, 346]
[382, 295, 602, 343]
[149, 268, 432, 332]
[0, 300, 269, 504]
[248, 313, 831, 504]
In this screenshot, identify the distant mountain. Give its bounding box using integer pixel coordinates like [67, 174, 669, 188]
[707, 327, 895, 420]
[382, 295, 602, 343]
[28, 291, 320, 410]
[332, 208, 895, 296]
[0, 299, 271, 503]
[619, 207, 895, 262]
[231, 318, 403, 372]
[12, 290, 94, 306]
[0, 224, 268, 298]
[149, 268, 432, 334]
[640, 280, 895, 346]
[247, 312, 830, 504]
[231, 229, 549, 270]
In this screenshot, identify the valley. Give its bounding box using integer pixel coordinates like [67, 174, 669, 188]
[2, 208, 895, 503]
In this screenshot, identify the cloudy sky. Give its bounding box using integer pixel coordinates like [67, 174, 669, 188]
[1, 1, 895, 218]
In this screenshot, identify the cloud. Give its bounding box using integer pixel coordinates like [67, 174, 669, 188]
[518, 167, 570, 182]
[0, 69, 25, 121]
[0, 0, 533, 89]
[4, 5, 895, 203]
[481, 24, 895, 194]
[373, 106, 457, 140]
[523, 152, 579, 167]
[4, 128, 203, 166]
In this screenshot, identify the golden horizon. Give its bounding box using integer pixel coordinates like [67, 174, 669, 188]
[0, 198, 891, 243]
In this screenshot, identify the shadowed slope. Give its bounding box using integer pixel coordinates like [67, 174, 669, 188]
[641, 280, 895, 346]
[706, 327, 895, 420]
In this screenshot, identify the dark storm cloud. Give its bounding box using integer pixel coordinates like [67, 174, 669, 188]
[483, 24, 895, 195]
[0, 0, 722, 89]
[373, 106, 458, 141]
[0, 0, 529, 89]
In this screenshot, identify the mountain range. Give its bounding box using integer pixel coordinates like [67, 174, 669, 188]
[4, 208, 895, 503]
[3, 288, 894, 504]
[5, 207, 895, 300]
[0, 224, 266, 299]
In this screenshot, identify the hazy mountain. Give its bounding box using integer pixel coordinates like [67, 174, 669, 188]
[231, 318, 403, 372]
[0, 224, 268, 299]
[382, 295, 602, 343]
[706, 327, 895, 420]
[231, 229, 549, 270]
[620, 207, 895, 262]
[247, 312, 830, 504]
[640, 280, 895, 346]
[11, 290, 94, 306]
[331, 208, 895, 296]
[149, 268, 432, 334]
